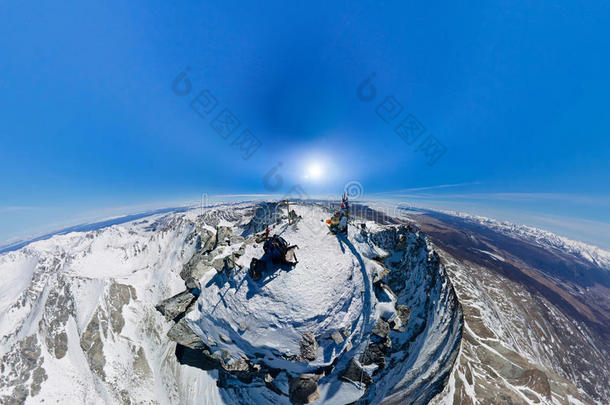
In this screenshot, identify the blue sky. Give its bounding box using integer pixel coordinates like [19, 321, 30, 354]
[1, 1, 609, 247]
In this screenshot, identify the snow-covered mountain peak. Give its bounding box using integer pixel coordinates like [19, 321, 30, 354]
[187, 205, 371, 373]
[2, 201, 606, 404]
[0, 202, 464, 405]
[166, 202, 462, 404]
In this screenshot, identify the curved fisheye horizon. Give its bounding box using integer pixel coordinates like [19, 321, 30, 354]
[3, 189, 610, 252]
[1, 1, 609, 405]
[1, 1, 608, 250]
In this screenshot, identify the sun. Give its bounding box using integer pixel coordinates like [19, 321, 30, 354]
[306, 162, 323, 180]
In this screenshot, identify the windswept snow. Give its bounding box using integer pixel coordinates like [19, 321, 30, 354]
[0, 253, 37, 306]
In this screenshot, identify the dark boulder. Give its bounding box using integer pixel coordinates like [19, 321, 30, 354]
[289, 374, 320, 405]
[167, 319, 205, 350]
[340, 358, 372, 386]
[155, 291, 196, 321]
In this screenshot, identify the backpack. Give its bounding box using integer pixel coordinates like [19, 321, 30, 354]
[263, 235, 287, 262]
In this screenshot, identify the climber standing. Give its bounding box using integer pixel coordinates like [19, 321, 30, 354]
[328, 193, 349, 235]
[339, 193, 349, 236]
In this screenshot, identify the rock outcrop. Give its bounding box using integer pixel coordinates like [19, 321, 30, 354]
[298, 332, 318, 362]
[167, 320, 207, 351]
[215, 226, 233, 248]
[289, 374, 320, 405]
[340, 358, 372, 386]
[155, 290, 197, 321]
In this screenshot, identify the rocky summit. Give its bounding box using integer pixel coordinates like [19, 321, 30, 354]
[0, 201, 608, 404]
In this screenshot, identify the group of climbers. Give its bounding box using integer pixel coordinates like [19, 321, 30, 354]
[249, 227, 299, 281]
[327, 193, 349, 236]
[249, 193, 350, 281]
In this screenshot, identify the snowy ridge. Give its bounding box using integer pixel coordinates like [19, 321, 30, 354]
[430, 251, 607, 404]
[362, 224, 463, 404]
[367, 201, 609, 403]
[439, 210, 610, 270]
[0, 212, 224, 404]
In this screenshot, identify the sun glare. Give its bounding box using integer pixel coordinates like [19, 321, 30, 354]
[306, 162, 323, 180]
